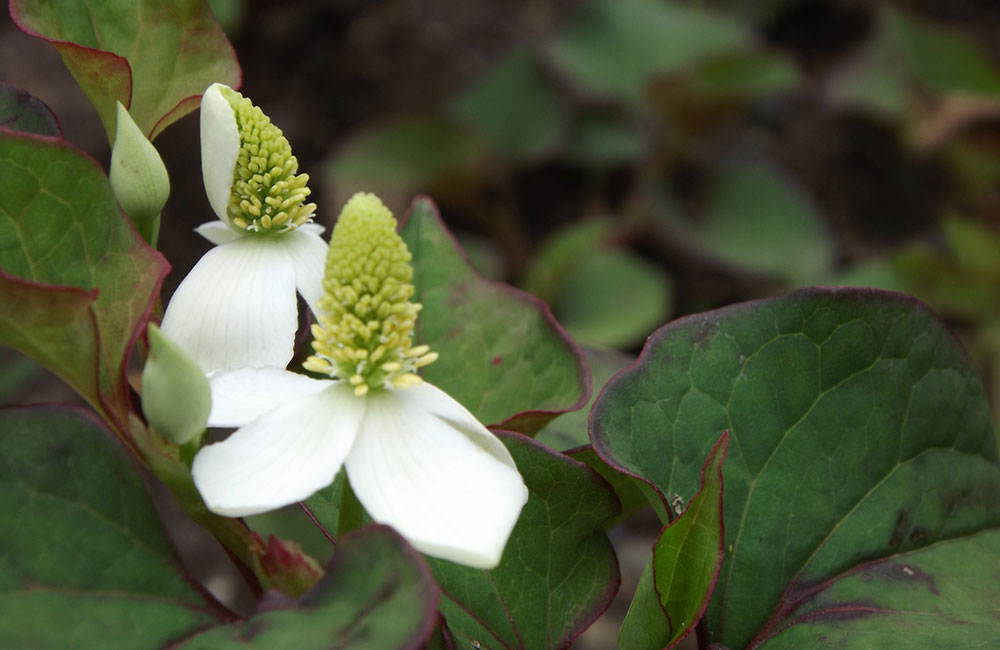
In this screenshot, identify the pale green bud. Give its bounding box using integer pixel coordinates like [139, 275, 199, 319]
[141, 324, 211, 445]
[110, 102, 170, 244]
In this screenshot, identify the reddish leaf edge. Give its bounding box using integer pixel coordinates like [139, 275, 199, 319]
[399, 195, 592, 435]
[309, 524, 443, 650]
[589, 286, 988, 503]
[0, 403, 241, 625]
[743, 531, 1000, 649]
[0, 81, 63, 137]
[0, 127, 170, 434]
[490, 429, 622, 649]
[7, 3, 135, 108]
[655, 430, 728, 650]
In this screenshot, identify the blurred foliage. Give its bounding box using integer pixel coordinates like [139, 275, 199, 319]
[320, 0, 1000, 422]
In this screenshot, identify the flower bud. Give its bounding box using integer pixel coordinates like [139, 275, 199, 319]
[110, 102, 170, 244]
[141, 324, 211, 445]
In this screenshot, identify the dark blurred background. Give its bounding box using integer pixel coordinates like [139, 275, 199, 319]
[4, 1, 1000, 645]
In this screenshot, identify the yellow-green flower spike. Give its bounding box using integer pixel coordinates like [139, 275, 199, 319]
[221, 87, 316, 234]
[304, 193, 437, 395]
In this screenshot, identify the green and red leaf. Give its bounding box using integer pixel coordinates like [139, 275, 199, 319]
[400, 196, 589, 434]
[10, 0, 240, 140]
[592, 287, 1000, 648]
[0, 129, 168, 429]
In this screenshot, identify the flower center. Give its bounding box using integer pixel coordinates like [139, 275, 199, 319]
[221, 88, 316, 234]
[303, 193, 437, 396]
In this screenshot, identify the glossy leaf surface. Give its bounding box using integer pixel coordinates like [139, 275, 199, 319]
[10, 0, 240, 140]
[592, 287, 1000, 648]
[183, 526, 439, 650]
[0, 131, 167, 425]
[429, 431, 620, 650]
[620, 433, 728, 649]
[756, 528, 1000, 648]
[400, 197, 588, 433]
[0, 406, 218, 648]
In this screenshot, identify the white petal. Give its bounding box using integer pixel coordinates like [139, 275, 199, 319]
[207, 367, 331, 428]
[192, 383, 365, 517]
[200, 83, 240, 225]
[160, 238, 298, 373]
[282, 225, 328, 317]
[195, 220, 242, 246]
[345, 383, 528, 569]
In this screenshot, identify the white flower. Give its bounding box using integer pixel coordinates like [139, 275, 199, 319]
[191, 193, 529, 570]
[160, 83, 327, 373]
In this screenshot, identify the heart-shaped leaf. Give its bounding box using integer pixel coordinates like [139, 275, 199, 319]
[0, 131, 168, 428]
[653, 161, 833, 284]
[429, 431, 620, 650]
[10, 0, 240, 140]
[549, 0, 748, 105]
[756, 528, 1000, 648]
[400, 197, 588, 434]
[182, 525, 440, 649]
[619, 432, 728, 650]
[0, 406, 221, 647]
[592, 287, 1000, 648]
[0, 83, 60, 137]
[0, 406, 441, 649]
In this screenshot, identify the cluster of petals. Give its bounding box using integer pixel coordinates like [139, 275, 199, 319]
[192, 366, 528, 569]
[160, 83, 326, 374]
[161, 86, 529, 569]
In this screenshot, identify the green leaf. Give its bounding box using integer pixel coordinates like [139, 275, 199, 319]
[10, 0, 240, 140]
[556, 250, 672, 349]
[183, 525, 440, 650]
[0, 132, 168, 427]
[620, 432, 728, 649]
[452, 47, 564, 160]
[0, 346, 47, 405]
[0, 406, 220, 648]
[400, 197, 588, 433]
[550, 0, 748, 104]
[327, 116, 483, 193]
[828, 7, 1000, 115]
[0, 407, 440, 649]
[655, 161, 833, 283]
[758, 528, 1000, 648]
[568, 445, 656, 525]
[591, 287, 1000, 648]
[691, 50, 801, 98]
[429, 431, 620, 650]
[523, 219, 613, 301]
[826, 10, 911, 116]
[536, 346, 633, 451]
[889, 7, 1000, 97]
[565, 110, 643, 167]
[524, 219, 671, 349]
[0, 83, 61, 137]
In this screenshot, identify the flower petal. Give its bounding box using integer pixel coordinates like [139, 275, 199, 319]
[200, 82, 240, 225]
[192, 382, 364, 517]
[195, 220, 242, 246]
[345, 383, 528, 569]
[207, 367, 330, 428]
[282, 224, 328, 316]
[160, 237, 298, 373]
